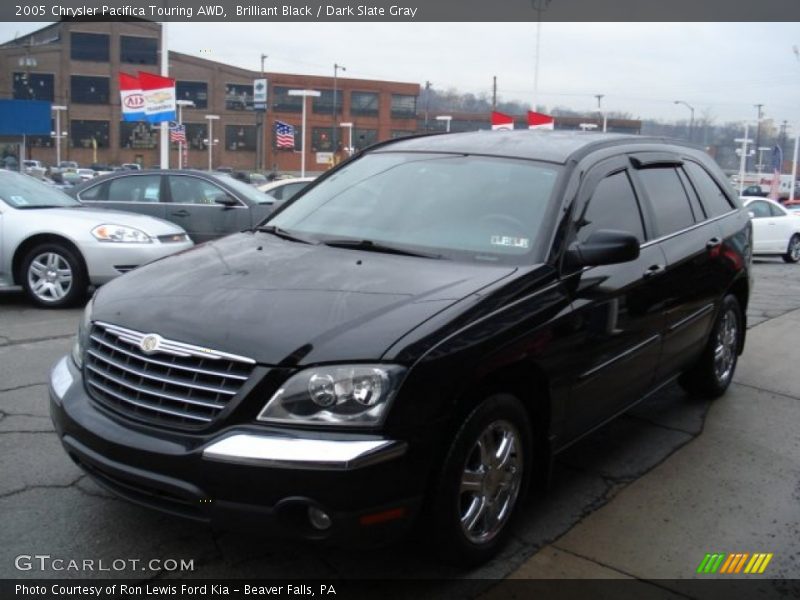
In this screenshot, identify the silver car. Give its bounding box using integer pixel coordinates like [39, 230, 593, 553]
[0, 170, 193, 308]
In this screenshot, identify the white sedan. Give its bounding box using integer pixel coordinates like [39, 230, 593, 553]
[0, 169, 194, 307]
[257, 177, 316, 207]
[742, 197, 800, 263]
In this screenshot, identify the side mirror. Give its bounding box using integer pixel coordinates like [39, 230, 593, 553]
[214, 194, 239, 207]
[565, 229, 640, 268]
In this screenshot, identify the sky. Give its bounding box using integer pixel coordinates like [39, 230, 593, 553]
[3, 21, 800, 128]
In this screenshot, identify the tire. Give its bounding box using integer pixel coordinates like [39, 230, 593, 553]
[21, 243, 88, 308]
[783, 234, 800, 264]
[679, 294, 742, 398]
[431, 393, 532, 567]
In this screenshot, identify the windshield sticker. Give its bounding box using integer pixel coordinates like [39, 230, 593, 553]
[10, 195, 29, 206]
[490, 235, 530, 249]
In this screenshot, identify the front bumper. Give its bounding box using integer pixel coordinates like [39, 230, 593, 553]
[49, 356, 423, 543]
[81, 239, 194, 285]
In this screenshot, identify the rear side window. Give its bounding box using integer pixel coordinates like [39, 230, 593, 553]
[579, 170, 646, 243]
[107, 175, 161, 203]
[683, 162, 734, 217]
[748, 201, 771, 218]
[78, 183, 104, 201]
[636, 167, 695, 236]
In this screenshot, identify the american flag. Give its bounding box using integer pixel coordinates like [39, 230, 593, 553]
[169, 122, 186, 144]
[275, 120, 295, 148]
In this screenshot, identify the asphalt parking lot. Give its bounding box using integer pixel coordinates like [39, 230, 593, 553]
[1, 259, 799, 594]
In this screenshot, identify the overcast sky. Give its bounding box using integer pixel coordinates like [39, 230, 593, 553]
[4, 22, 800, 128]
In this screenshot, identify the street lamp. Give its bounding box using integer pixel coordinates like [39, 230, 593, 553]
[51, 105, 67, 166]
[176, 100, 194, 169]
[756, 146, 771, 176]
[332, 63, 346, 160]
[288, 90, 321, 177]
[735, 125, 754, 196]
[435, 115, 452, 132]
[674, 100, 695, 143]
[205, 114, 220, 171]
[594, 94, 607, 133]
[339, 122, 354, 156]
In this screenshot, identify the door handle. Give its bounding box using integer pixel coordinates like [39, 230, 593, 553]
[643, 264, 666, 279]
[706, 237, 722, 249]
[171, 209, 190, 217]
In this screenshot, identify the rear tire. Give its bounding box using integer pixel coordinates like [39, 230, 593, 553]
[783, 234, 800, 263]
[679, 294, 742, 398]
[21, 243, 87, 308]
[431, 393, 532, 567]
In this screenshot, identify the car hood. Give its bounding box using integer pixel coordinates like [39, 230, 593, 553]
[24, 207, 186, 235]
[93, 233, 518, 366]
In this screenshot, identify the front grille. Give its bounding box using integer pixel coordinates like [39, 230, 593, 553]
[84, 321, 255, 429]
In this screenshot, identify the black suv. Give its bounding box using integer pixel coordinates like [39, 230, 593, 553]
[50, 132, 751, 565]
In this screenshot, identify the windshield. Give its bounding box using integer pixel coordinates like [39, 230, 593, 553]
[268, 152, 560, 263]
[218, 174, 276, 205]
[0, 171, 81, 209]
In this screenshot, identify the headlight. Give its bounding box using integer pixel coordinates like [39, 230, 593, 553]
[257, 364, 406, 427]
[91, 224, 152, 243]
[71, 298, 93, 368]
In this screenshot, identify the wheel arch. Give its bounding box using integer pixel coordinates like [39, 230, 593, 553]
[725, 275, 749, 354]
[12, 233, 88, 285]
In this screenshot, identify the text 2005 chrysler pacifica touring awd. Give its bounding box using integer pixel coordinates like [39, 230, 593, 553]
[50, 131, 751, 565]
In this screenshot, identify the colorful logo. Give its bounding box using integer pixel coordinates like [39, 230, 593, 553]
[123, 93, 144, 109]
[697, 553, 773, 575]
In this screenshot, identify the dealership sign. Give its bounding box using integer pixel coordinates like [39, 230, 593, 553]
[119, 72, 176, 123]
[254, 78, 267, 111]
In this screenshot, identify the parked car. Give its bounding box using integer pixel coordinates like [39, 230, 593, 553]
[742, 196, 800, 263]
[233, 171, 268, 186]
[740, 185, 767, 197]
[50, 132, 751, 565]
[120, 163, 142, 171]
[49, 171, 84, 189]
[67, 170, 276, 243]
[76, 168, 96, 181]
[0, 169, 193, 307]
[257, 176, 316, 206]
[22, 159, 47, 180]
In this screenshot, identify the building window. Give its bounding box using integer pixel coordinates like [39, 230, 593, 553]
[225, 83, 254, 111]
[353, 128, 378, 150]
[70, 75, 110, 105]
[225, 125, 256, 151]
[312, 127, 335, 152]
[391, 130, 415, 139]
[12, 72, 54, 101]
[176, 81, 208, 109]
[70, 120, 109, 149]
[120, 36, 157, 65]
[184, 123, 208, 150]
[120, 122, 157, 149]
[350, 91, 379, 117]
[312, 90, 343, 115]
[272, 87, 303, 113]
[29, 119, 55, 148]
[272, 125, 301, 151]
[70, 32, 109, 62]
[391, 94, 417, 118]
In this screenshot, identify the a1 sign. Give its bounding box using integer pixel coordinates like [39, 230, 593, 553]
[254, 78, 267, 111]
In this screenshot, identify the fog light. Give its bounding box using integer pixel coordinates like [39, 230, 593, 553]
[308, 506, 332, 530]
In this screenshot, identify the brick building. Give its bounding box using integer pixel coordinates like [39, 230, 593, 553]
[0, 20, 420, 171]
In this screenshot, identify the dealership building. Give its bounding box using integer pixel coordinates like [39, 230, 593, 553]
[0, 20, 420, 171]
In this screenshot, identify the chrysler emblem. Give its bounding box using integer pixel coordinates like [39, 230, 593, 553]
[139, 334, 161, 355]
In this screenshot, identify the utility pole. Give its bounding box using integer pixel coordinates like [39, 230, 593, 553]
[256, 53, 267, 171]
[531, 0, 552, 112]
[424, 80, 432, 131]
[595, 94, 606, 132]
[492, 76, 497, 111]
[332, 63, 345, 164]
[754, 103, 764, 172]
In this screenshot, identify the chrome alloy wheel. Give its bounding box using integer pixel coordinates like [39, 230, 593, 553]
[27, 252, 73, 303]
[459, 419, 523, 544]
[790, 237, 800, 262]
[713, 309, 738, 384]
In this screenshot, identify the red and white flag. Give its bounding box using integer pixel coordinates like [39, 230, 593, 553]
[138, 71, 177, 123]
[119, 72, 145, 122]
[491, 111, 514, 131]
[528, 111, 555, 130]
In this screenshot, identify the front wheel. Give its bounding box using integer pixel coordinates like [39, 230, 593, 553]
[783, 234, 800, 263]
[21, 243, 87, 308]
[431, 393, 532, 566]
[679, 294, 742, 398]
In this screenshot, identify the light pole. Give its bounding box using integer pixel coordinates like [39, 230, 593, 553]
[756, 146, 771, 176]
[256, 53, 268, 171]
[288, 90, 321, 177]
[339, 122, 353, 156]
[332, 63, 346, 161]
[735, 125, 753, 197]
[754, 104, 764, 172]
[204, 114, 220, 171]
[594, 94, 607, 132]
[51, 105, 67, 166]
[435, 115, 452, 132]
[423, 81, 432, 131]
[531, 0, 552, 112]
[176, 100, 194, 169]
[674, 100, 695, 142]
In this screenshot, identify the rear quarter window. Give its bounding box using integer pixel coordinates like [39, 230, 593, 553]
[635, 167, 696, 236]
[683, 161, 735, 217]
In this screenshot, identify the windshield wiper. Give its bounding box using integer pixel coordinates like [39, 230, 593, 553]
[321, 238, 443, 259]
[255, 225, 315, 244]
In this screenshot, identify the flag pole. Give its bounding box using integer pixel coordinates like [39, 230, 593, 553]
[159, 22, 169, 169]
